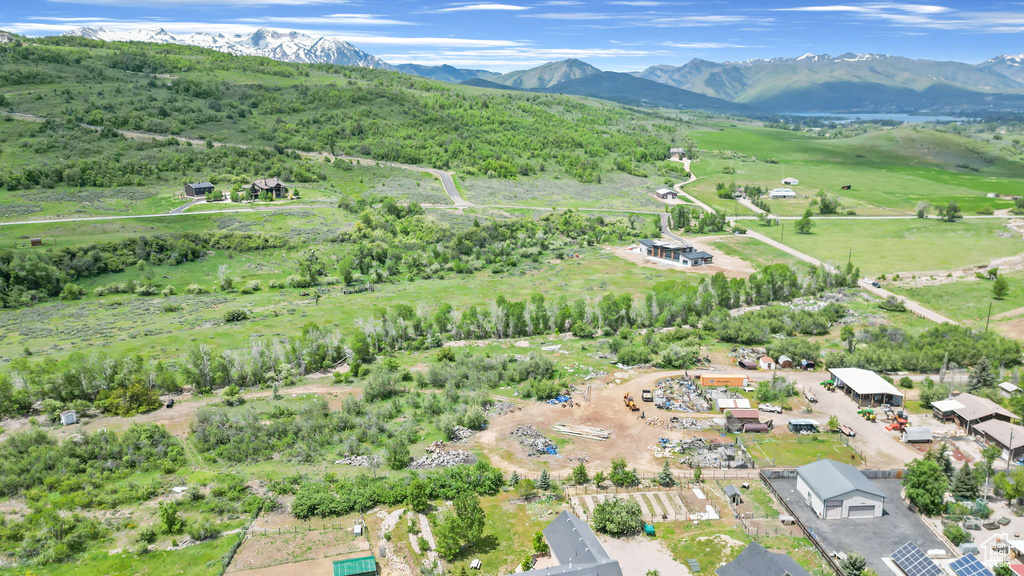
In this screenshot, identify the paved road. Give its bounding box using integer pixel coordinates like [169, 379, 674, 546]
[0, 204, 328, 227]
[0, 111, 468, 209]
[171, 199, 205, 214]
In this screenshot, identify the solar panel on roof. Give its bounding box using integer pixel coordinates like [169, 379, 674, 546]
[891, 542, 942, 576]
[949, 554, 994, 576]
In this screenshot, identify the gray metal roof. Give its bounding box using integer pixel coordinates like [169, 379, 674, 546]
[724, 485, 741, 498]
[188, 182, 214, 188]
[715, 542, 810, 576]
[902, 427, 932, 442]
[528, 511, 621, 576]
[679, 250, 713, 260]
[797, 459, 885, 501]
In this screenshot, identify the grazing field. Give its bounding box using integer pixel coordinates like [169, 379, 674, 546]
[689, 124, 1024, 215]
[460, 171, 672, 211]
[740, 434, 863, 468]
[706, 235, 809, 269]
[0, 536, 238, 576]
[756, 218, 1023, 276]
[888, 270, 1024, 328]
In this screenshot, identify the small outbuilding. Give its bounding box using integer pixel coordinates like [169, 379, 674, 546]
[768, 188, 796, 199]
[716, 542, 810, 576]
[743, 422, 771, 433]
[758, 356, 776, 370]
[800, 358, 816, 371]
[184, 182, 215, 197]
[724, 485, 742, 505]
[782, 177, 799, 186]
[737, 359, 758, 370]
[777, 355, 793, 369]
[655, 188, 678, 200]
[30, 238, 42, 247]
[1000, 381, 1020, 398]
[788, 419, 820, 433]
[59, 410, 77, 426]
[717, 398, 752, 411]
[332, 555, 377, 576]
[796, 458, 885, 519]
[972, 419, 1024, 461]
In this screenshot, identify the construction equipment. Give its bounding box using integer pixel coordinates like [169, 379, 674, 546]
[885, 418, 909, 432]
[820, 379, 836, 391]
[624, 394, 639, 411]
[858, 408, 876, 421]
[641, 389, 653, 402]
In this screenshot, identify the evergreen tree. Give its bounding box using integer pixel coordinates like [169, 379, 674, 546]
[509, 470, 520, 488]
[994, 275, 1010, 300]
[839, 554, 867, 576]
[570, 463, 589, 485]
[952, 463, 979, 500]
[657, 460, 676, 487]
[538, 468, 551, 491]
[967, 357, 996, 393]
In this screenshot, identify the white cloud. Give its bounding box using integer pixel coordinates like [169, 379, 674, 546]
[662, 41, 753, 48]
[48, 0, 344, 5]
[435, 3, 530, 11]
[525, 12, 616, 19]
[235, 14, 418, 26]
[774, 3, 1024, 33]
[608, 1, 665, 5]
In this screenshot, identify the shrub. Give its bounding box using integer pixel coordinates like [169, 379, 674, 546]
[161, 286, 176, 297]
[239, 280, 262, 294]
[287, 275, 313, 288]
[185, 283, 209, 295]
[60, 283, 84, 300]
[944, 523, 971, 545]
[224, 309, 248, 322]
[186, 519, 221, 541]
[591, 497, 643, 535]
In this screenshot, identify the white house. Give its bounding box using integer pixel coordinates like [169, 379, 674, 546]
[795, 459, 885, 519]
[768, 188, 796, 199]
[782, 177, 800, 186]
[758, 356, 776, 370]
[59, 410, 77, 426]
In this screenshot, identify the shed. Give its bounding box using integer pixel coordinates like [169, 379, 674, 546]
[700, 374, 747, 388]
[743, 422, 770, 433]
[782, 177, 800, 186]
[796, 459, 885, 519]
[470, 559, 482, 570]
[30, 238, 42, 247]
[1000, 381, 1020, 398]
[729, 409, 760, 421]
[777, 355, 793, 369]
[717, 398, 752, 411]
[737, 359, 758, 370]
[655, 188, 678, 200]
[800, 359, 816, 371]
[715, 542, 810, 576]
[758, 356, 776, 370]
[828, 367, 904, 407]
[184, 182, 215, 197]
[724, 484, 742, 505]
[332, 555, 376, 576]
[973, 419, 1024, 461]
[901, 427, 932, 444]
[59, 410, 77, 426]
[354, 522, 363, 536]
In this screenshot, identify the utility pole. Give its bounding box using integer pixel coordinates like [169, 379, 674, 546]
[780, 223, 785, 243]
[847, 248, 852, 267]
[985, 301, 994, 333]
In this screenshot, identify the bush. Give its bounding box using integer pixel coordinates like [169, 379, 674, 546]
[591, 497, 643, 535]
[186, 519, 221, 541]
[239, 280, 262, 294]
[161, 286, 177, 297]
[879, 296, 907, 312]
[224, 309, 249, 322]
[185, 283, 209, 295]
[944, 523, 971, 545]
[60, 282, 84, 300]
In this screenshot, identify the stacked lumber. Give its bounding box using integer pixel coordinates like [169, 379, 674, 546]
[552, 423, 611, 440]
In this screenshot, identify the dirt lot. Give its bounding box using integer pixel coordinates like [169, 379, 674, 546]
[611, 244, 754, 278]
[599, 534, 693, 576]
[475, 370, 730, 475]
[227, 530, 369, 573]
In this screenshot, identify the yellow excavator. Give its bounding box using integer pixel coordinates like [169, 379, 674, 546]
[623, 393, 639, 411]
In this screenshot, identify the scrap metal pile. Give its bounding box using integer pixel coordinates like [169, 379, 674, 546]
[511, 424, 557, 456]
[641, 415, 713, 430]
[409, 441, 477, 469]
[650, 438, 752, 469]
[485, 401, 520, 417]
[653, 377, 710, 412]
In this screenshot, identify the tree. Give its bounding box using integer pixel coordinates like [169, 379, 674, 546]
[924, 443, 955, 479]
[538, 469, 551, 491]
[609, 458, 639, 487]
[406, 479, 429, 513]
[903, 459, 948, 515]
[591, 497, 643, 535]
[996, 564, 1014, 576]
[516, 479, 537, 501]
[521, 554, 535, 571]
[827, 415, 840, 431]
[994, 275, 1010, 300]
[967, 357, 996, 393]
[693, 465, 703, 484]
[916, 202, 930, 219]
[384, 439, 411, 470]
[453, 492, 486, 545]
[657, 460, 676, 487]
[593, 471, 607, 488]
[944, 523, 971, 545]
[839, 553, 867, 576]
[299, 250, 326, 285]
[994, 466, 1024, 504]
[433, 514, 462, 560]
[840, 325, 856, 353]
[158, 501, 184, 534]
[508, 470, 520, 488]
[794, 210, 815, 234]
[570, 463, 589, 485]
[952, 463, 979, 500]
[981, 444, 1002, 482]
[532, 531, 549, 555]
[938, 201, 963, 222]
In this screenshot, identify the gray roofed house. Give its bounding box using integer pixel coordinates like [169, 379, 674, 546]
[635, 239, 713, 267]
[514, 511, 622, 576]
[716, 542, 810, 576]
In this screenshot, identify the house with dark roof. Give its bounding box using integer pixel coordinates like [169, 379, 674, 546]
[636, 239, 713, 267]
[716, 542, 810, 576]
[514, 511, 622, 576]
[654, 188, 678, 200]
[250, 177, 288, 199]
[795, 459, 885, 519]
[931, 392, 1016, 432]
[972, 419, 1024, 461]
[184, 182, 215, 197]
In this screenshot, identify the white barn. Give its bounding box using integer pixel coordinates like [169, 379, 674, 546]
[782, 177, 800, 186]
[768, 188, 796, 199]
[828, 367, 904, 407]
[795, 459, 885, 519]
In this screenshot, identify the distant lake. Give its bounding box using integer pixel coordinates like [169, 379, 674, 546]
[781, 112, 971, 123]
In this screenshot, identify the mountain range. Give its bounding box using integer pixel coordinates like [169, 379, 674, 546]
[60, 27, 1024, 114]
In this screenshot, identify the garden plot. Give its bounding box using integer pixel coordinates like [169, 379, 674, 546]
[226, 527, 368, 573]
[570, 491, 692, 523]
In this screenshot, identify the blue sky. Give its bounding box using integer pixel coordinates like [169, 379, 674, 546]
[4, 1, 1024, 71]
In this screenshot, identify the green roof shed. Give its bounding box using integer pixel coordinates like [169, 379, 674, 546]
[333, 555, 376, 576]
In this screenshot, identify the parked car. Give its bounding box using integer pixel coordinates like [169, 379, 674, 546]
[759, 403, 782, 413]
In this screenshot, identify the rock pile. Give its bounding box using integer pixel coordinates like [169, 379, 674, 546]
[680, 442, 751, 469]
[511, 425, 555, 456]
[485, 401, 519, 417]
[449, 426, 474, 442]
[336, 455, 382, 468]
[409, 441, 476, 469]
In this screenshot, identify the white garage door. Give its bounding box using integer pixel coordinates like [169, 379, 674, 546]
[825, 501, 842, 519]
[847, 505, 876, 518]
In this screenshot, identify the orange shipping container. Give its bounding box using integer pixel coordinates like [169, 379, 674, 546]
[700, 374, 748, 387]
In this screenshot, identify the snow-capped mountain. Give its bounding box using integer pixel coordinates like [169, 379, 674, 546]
[61, 27, 396, 70]
[979, 54, 1024, 85]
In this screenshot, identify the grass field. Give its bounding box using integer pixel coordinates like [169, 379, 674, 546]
[0, 536, 238, 576]
[888, 270, 1024, 328]
[707, 235, 809, 269]
[689, 123, 1024, 215]
[740, 434, 863, 467]
[459, 171, 670, 211]
[757, 218, 1023, 276]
